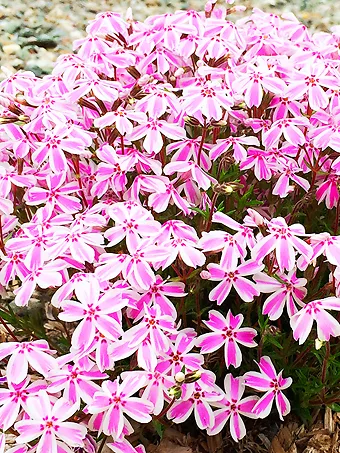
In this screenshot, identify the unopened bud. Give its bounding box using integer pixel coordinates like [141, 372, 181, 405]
[205, 1, 213, 12]
[138, 74, 151, 86]
[174, 68, 185, 77]
[168, 385, 182, 399]
[184, 370, 202, 384]
[200, 270, 211, 280]
[175, 372, 185, 383]
[315, 338, 324, 350]
[125, 7, 133, 21]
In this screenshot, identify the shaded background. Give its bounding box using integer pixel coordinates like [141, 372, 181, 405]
[0, 0, 339, 79]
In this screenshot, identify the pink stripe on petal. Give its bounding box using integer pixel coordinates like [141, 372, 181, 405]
[252, 391, 275, 418]
[275, 391, 291, 420]
[230, 412, 246, 441]
[194, 400, 214, 430]
[196, 333, 225, 353]
[224, 374, 244, 401]
[224, 338, 242, 368]
[258, 356, 277, 380]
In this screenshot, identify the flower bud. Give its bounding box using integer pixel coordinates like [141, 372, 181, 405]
[205, 1, 213, 12]
[315, 338, 324, 350]
[126, 7, 133, 21]
[168, 385, 182, 399]
[200, 270, 211, 280]
[174, 68, 185, 78]
[175, 371, 185, 383]
[184, 370, 202, 383]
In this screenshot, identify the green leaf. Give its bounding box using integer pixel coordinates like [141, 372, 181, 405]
[153, 420, 165, 439]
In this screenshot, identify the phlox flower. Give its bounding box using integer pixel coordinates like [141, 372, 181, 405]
[315, 174, 340, 209]
[233, 60, 286, 108]
[166, 137, 211, 171]
[122, 241, 170, 290]
[244, 356, 292, 420]
[182, 81, 233, 121]
[272, 161, 310, 198]
[94, 108, 147, 135]
[167, 374, 224, 430]
[0, 377, 46, 431]
[104, 201, 161, 252]
[15, 390, 87, 451]
[46, 224, 104, 264]
[155, 236, 206, 270]
[51, 272, 98, 308]
[155, 219, 200, 244]
[198, 230, 246, 270]
[121, 369, 174, 416]
[107, 438, 146, 453]
[24, 172, 81, 215]
[0, 340, 57, 384]
[263, 117, 310, 148]
[13, 259, 67, 307]
[87, 373, 153, 439]
[207, 375, 259, 441]
[164, 160, 215, 190]
[286, 64, 338, 111]
[196, 310, 257, 368]
[251, 217, 312, 272]
[122, 304, 176, 370]
[138, 45, 182, 74]
[91, 145, 128, 198]
[32, 125, 93, 173]
[309, 232, 340, 267]
[59, 279, 125, 351]
[127, 117, 185, 154]
[254, 270, 307, 320]
[157, 330, 204, 375]
[0, 251, 29, 286]
[290, 297, 340, 344]
[148, 179, 192, 215]
[210, 135, 260, 163]
[207, 260, 264, 305]
[130, 275, 185, 319]
[135, 82, 181, 117]
[47, 358, 107, 406]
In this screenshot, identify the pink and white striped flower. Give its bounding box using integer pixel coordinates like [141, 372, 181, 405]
[290, 297, 340, 344]
[207, 260, 264, 305]
[244, 356, 292, 420]
[15, 390, 87, 451]
[251, 217, 312, 272]
[0, 340, 57, 384]
[87, 373, 153, 439]
[59, 279, 126, 351]
[196, 310, 257, 368]
[207, 374, 259, 441]
[254, 270, 307, 320]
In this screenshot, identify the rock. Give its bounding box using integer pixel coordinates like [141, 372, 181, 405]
[26, 37, 58, 49]
[1, 20, 22, 34]
[2, 43, 21, 55]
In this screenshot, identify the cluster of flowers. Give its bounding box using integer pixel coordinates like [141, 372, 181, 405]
[0, 1, 340, 451]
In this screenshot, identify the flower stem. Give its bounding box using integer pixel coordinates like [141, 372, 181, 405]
[97, 435, 108, 453]
[321, 341, 331, 402]
[154, 396, 176, 420]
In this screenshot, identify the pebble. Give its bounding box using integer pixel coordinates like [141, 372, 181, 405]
[2, 43, 21, 55]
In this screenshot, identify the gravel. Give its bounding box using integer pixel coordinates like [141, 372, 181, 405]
[0, 0, 339, 79]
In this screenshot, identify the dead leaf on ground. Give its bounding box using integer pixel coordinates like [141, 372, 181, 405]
[147, 439, 193, 453]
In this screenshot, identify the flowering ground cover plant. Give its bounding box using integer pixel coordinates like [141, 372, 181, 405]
[1, 1, 340, 451]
